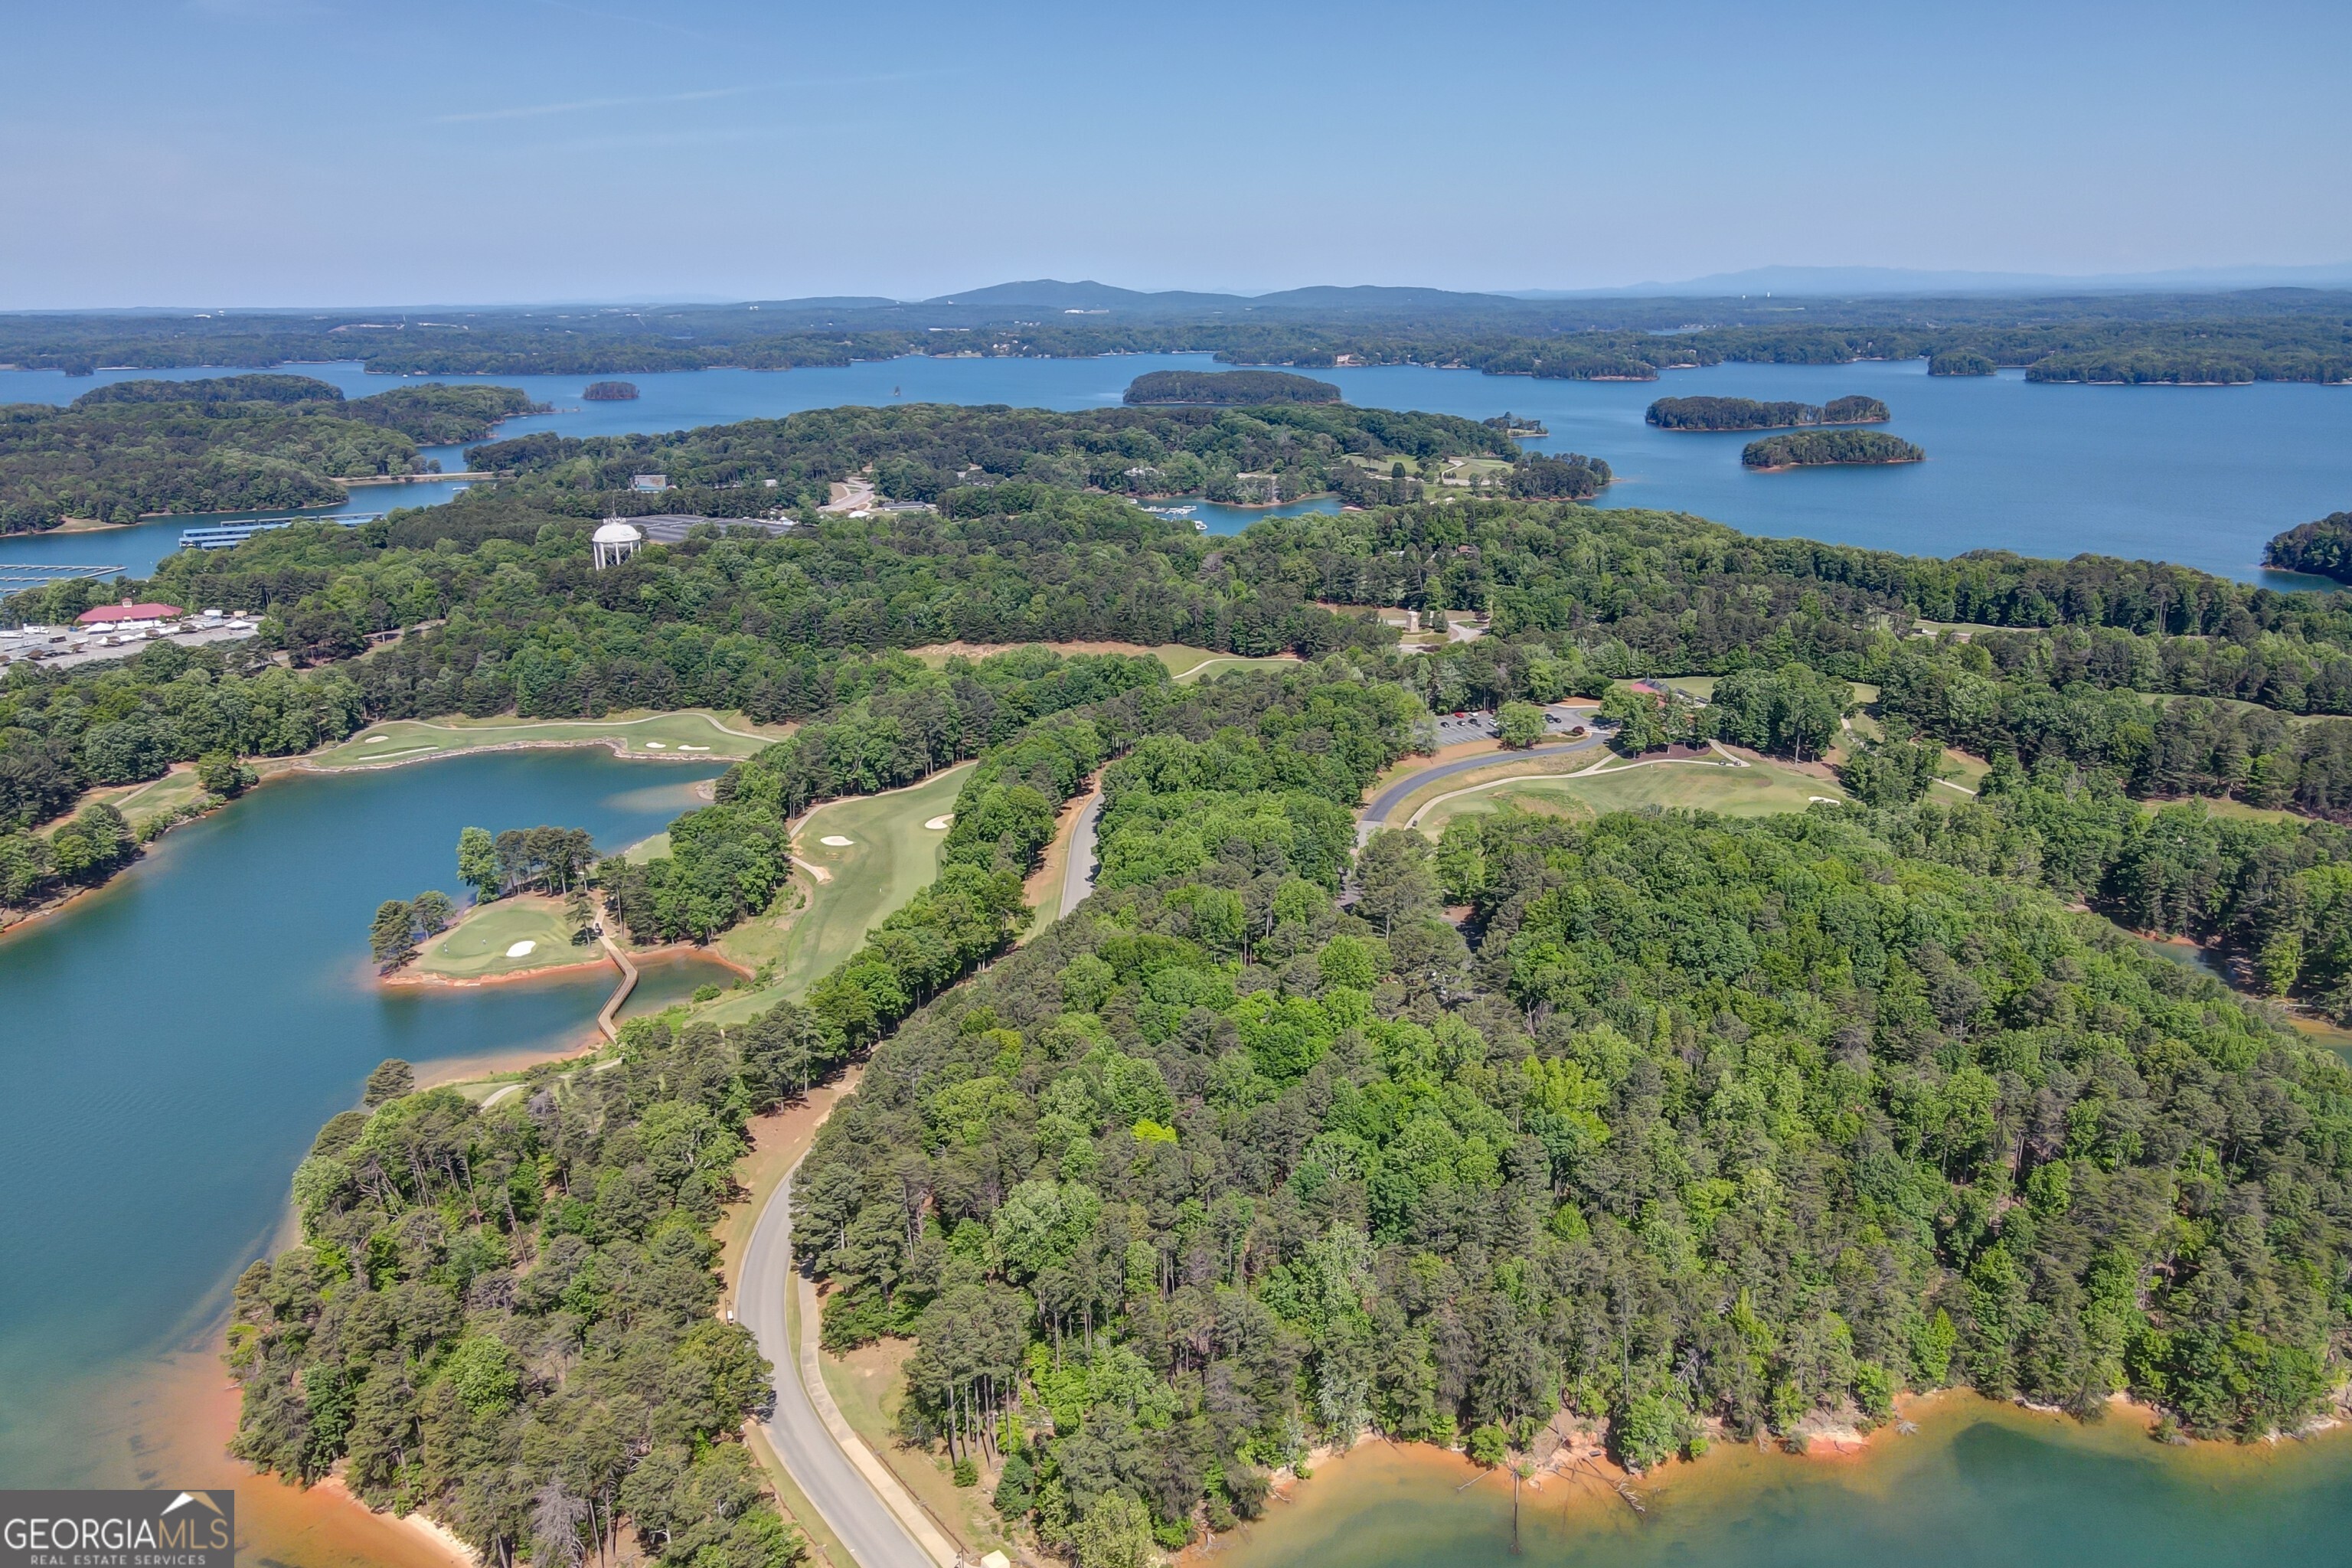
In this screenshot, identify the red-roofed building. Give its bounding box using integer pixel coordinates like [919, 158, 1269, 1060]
[77, 599, 185, 629]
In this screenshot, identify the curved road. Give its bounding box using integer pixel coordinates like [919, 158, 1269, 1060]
[1060, 788, 1105, 919]
[742, 1160, 939, 1568]
[1358, 728, 1615, 838]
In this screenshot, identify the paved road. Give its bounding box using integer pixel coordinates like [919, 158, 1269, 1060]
[741, 1162, 936, 1568]
[1060, 788, 1105, 918]
[1360, 727, 1615, 838]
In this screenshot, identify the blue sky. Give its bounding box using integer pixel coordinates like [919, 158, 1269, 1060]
[4, 0, 2348, 308]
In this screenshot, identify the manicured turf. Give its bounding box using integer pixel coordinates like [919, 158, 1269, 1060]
[697, 764, 971, 1025]
[1415, 756, 1844, 834]
[308, 709, 791, 769]
[413, 896, 593, 979]
[904, 642, 1295, 684]
[103, 766, 213, 829]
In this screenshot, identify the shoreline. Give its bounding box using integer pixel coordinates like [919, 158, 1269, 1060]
[1743, 456, 1924, 472]
[4, 711, 756, 939]
[380, 951, 616, 988]
[1198, 1387, 2352, 1566]
[300, 732, 750, 774]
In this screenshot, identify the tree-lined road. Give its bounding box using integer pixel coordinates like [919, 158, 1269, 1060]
[741, 1158, 942, 1568]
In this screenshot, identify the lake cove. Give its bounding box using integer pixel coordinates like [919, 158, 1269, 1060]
[1214, 1396, 2352, 1568]
[8, 354, 2352, 583]
[0, 747, 727, 1499]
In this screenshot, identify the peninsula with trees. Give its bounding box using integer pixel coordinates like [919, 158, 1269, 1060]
[1646, 394, 1889, 431]
[2265, 511, 2352, 584]
[1123, 369, 1341, 406]
[1743, 430, 1925, 469]
[0, 374, 540, 533]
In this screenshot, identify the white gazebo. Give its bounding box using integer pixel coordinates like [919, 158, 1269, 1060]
[592, 518, 645, 569]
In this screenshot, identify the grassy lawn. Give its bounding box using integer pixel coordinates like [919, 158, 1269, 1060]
[1650, 674, 1880, 705]
[1163, 648, 1298, 682]
[107, 766, 214, 830]
[697, 765, 970, 1026]
[819, 1335, 1006, 1559]
[1416, 756, 1844, 834]
[1385, 750, 1606, 826]
[623, 830, 671, 864]
[308, 709, 792, 770]
[1936, 747, 1991, 795]
[2140, 793, 2305, 825]
[904, 641, 1295, 684]
[413, 895, 593, 980]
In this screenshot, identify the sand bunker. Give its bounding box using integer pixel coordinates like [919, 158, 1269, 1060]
[924, 815, 954, 830]
[820, 835, 854, 847]
[679, 744, 710, 752]
[364, 736, 387, 743]
[505, 940, 537, 959]
[643, 741, 667, 749]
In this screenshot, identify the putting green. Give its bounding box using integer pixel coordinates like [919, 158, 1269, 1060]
[697, 764, 972, 1026]
[309, 709, 792, 770]
[413, 896, 596, 980]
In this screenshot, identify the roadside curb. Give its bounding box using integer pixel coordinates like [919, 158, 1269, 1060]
[795, 1267, 964, 1566]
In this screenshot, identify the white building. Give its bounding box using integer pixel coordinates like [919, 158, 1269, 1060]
[592, 519, 645, 569]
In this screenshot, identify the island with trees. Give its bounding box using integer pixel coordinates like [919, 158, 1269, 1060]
[582, 380, 641, 401]
[2264, 511, 2352, 583]
[0, 374, 540, 533]
[1505, 451, 1611, 499]
[1929, 348, 1999, 376]
[1743, 430, 1925, 469]
[1647, 394, 1890, 430]
[0, 387, 2338, 1566]
[1123, 369, 1341, 406]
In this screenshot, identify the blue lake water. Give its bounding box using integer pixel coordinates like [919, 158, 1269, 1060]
[0, 749, 728, 1487]
[5, 354, 2350, 584]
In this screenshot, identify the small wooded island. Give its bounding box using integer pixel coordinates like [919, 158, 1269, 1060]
[1124, 368, 1341, 406]
[1929, 348, 1999, 376]
[2264, 510, 2352, 583]
[582, 380, 641, 400]
[1743, 429, 1925, 469]
[1647, 394, 1889, 431]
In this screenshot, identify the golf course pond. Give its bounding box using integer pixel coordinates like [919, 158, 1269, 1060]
[0, 744, 737, 1494]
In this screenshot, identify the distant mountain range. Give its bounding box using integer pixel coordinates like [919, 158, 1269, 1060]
[41, 269, 2352, 325]
[717, 267, 2352, 323]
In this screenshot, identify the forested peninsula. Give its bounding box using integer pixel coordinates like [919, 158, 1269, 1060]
[1648, 394, 1888, 431]
[2265, 511, 2352, 584]
[464, 400, 1518, 513]
[11, 391, 2352, 1566]
[0, 374, 537, 533]
[1124, 370, 1340, 406]
[1743, 430, 1925, 469]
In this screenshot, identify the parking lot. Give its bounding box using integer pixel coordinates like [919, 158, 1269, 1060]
[1432, 710, 1499, 745]
[0, 617, 260, 671]
[1429, 704, 1599, 747]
